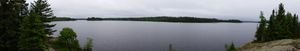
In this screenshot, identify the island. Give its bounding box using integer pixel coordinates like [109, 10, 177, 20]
[53, 17, 76, 21]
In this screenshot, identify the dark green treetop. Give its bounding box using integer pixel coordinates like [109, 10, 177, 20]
[31, 0, 56, 35]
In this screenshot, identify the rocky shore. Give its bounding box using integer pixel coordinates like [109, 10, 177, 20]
[238, 39, 300, 51]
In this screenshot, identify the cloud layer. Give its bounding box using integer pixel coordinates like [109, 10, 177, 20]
[27, 0, 300, 21]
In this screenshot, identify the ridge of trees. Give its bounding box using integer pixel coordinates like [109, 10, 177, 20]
[53, 17, 76, 21]
[86, 16, 242, 23]
[255, 3, 300, 42]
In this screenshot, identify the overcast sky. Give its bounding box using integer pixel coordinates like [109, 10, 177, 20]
[27, 0, 300, 21]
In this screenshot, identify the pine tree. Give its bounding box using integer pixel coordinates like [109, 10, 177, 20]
[31, 0, 56, 36]
[256, 3, 300, 42]
[225, 43, 236, 51]
[30, 0, 55, 49]
[293, 15, 300, 36]
[255, 11, 268, 42]
[285, 12, 294, 38]
[18, 11, 46, 51]
[268, 10, 276, 41]
[291, 14, 299, 38]
[0, 0, 27, 50]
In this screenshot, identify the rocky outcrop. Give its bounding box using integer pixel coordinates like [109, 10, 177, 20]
[238, 39, 300, 51]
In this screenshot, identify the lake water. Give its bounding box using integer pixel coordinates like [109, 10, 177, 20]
[51, 21, 257, 51]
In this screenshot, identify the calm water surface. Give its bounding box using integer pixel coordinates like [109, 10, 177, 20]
[52, 21, 257, 51]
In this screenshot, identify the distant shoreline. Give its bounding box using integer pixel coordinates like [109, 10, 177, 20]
[53, 16, 259, 23]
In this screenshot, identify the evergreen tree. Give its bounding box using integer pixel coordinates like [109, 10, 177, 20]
[255, 11, 268, 42]
[18, 11, 46, 51]
[225, 43, 236, 51]
[30, 0, 55, 49]
[291, 14, 299, 38]
[293, 15, 300, 36]
[31, 0, 56, 36]
[256, 3, 300, 42]
[268, 10, 276, 41]
[0, 0, 27, 50]
[274, 3, 288, 39]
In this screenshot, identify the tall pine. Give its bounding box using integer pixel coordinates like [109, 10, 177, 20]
[255, 11, 268, 42]
[31, 0, 56, 36]
[18, 11, 47, 51]
[16, 0, 56, 50]
[274, 3, 288, 39]
[268, 10, 276, 41]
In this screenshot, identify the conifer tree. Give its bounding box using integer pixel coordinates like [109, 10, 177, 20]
[255, 11, 268, 42]
[225, 43, 236, 51]
[268, 10, 276, 41]
[0, 0, 27, 50]
[18, 11, 46, 51]
[272, 3, 283, 39]
[29, 0, 55, 49]
[256, 3, 300, 42]
[291, 14, 299, 38]
[31, 0, 56, 36]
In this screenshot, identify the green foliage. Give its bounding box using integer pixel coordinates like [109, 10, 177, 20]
[0, 0, 55, 50]
[84, 37, 93, 51]
[0, 0, 27, 50]
[16, 0, 55, 50]
[225, 43, 236, 51]
[255, 11, 269, 42]
[31, 0, 56, 36]
[18, 11, 47, 51]
[53, 28, 81, 51]
[255, 3, 300, 42]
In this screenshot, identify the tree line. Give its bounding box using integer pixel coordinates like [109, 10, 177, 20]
[225, 3, 300, 51]
[86, 16, 242, 23]
[0, 0, 92, 51]
[255, 3, 300, 42]
[53, 17, 76, 21]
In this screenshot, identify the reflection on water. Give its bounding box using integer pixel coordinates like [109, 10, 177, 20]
[51, 21, 256, 51]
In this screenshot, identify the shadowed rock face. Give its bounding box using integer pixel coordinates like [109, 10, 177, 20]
[238, 39, 300, 51]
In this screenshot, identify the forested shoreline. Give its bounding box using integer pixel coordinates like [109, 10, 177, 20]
[54, 16, 244, 23]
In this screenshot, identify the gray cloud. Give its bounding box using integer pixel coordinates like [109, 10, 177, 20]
[27, 0, 300, 21]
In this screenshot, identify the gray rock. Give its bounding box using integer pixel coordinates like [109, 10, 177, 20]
[238, 39, 300, 51]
